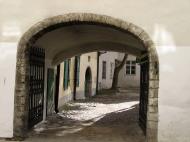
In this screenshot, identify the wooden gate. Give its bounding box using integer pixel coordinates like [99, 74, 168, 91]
[139, 55, 149, 134]
[28, 47, 45, 128]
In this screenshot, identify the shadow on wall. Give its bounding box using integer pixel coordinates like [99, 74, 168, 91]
[75, 88, 96, 100]
[58, 89, 97, 108]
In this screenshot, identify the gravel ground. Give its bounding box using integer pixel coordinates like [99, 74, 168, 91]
[9, 91, 145, 142]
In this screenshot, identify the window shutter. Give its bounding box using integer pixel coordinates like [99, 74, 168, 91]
[68, 59, 71, 85]
[63, 60, 67, 90]
[76, 56, 80, 86]
[64, 59, 70, 90]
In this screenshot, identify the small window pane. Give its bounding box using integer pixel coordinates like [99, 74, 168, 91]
[126, 66, 130, 69]
[131, 66, 136, 70]
[131, 70, 136, 75]
[126, 60, 136, 75]
[127, 61, 130, 64]
[132, 61, 136, 64]
[126, 70, 130, 74]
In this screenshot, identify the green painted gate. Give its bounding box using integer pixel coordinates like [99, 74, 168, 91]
[46, 68, 55, 115]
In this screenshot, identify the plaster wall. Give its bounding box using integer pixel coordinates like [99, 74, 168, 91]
[98, 52, 118, 90]
[76, 52, 97, 99]
[58, 52, 97, 107]
[117, 54, 140, 88]
[0, 43, 16, 137]
[58, 58, 75, 108]
[99, 52, 140, 90]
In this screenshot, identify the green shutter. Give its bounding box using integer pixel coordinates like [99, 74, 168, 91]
[76, 56, 80, 86]
[63, 59, 71, 90]
[64, 60, 68, 90]
[68, 59, 71, 85]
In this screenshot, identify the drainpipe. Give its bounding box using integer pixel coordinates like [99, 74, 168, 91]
[96, 51, 107, 95]
[96, 52, 100, 95]
[73, 56, 77, 100]
[54, 64, 60, 113]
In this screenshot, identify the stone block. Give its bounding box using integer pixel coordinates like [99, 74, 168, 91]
[149, 62, 159, 80]
[149, 80, 159, 89]
[147, 112, 159, 121]
[128, 23, 144, 37]
[146, 128, 158, 142]
[139, 31, 152, 46]
[148, 98, 158, 106]
[149, 88, 159, 98]
[147, 121, 158, 129]
[148, 106, 158, 113]
[148, 48, 159, 63]
[16, 106, 25, 113]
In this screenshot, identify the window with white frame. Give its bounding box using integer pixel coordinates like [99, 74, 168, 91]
[126, 60, 136, 75]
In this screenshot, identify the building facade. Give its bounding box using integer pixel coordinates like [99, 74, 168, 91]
[58, 52, 98, 109]
[98, 51, 118, 90]
[98, 52, 140, 90]
[117, 53, 140, 89]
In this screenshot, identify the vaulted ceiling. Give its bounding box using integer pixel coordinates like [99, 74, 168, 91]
[35, 24, 146, 65]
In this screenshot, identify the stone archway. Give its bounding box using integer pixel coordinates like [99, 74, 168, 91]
[14, 13, 159, 142]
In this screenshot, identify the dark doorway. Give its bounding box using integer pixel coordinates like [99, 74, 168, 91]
[54, 65, 60, 113]
[85, 67, 92, 98]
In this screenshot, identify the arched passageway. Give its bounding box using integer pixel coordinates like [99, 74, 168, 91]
[14, 13, 159, 142]
[85, 67, 92, 98]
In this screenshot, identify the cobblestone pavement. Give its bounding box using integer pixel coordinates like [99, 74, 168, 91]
[14, 91, 145, 142]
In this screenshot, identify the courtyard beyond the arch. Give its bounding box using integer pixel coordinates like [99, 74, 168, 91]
[25, 90, 145, 142]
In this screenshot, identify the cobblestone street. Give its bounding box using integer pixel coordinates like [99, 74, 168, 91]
[0, 90, 145, 142]
[24, 90, 145, 142]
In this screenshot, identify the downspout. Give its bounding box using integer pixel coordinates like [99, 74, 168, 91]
[96, 52, 100, 95]
[73, 56, 77, 100]
[54, 64, 60, 113]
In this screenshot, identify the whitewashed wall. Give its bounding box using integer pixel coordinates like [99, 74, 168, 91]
[118, 54, 140, 88]
[58, 52, 97, 106]
[58, 58, 74, 108]
[0, 0, 190, 141]
[0, 43, 16, 137]
[98, 52, 118, 90]
[99, 52, 140, 89]
[76, 52, 97, 99]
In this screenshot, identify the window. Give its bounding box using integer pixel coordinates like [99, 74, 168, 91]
[110, 62, 114, 79]
[76, 56, 80, 87]
[102, 61, 106, 79]
[126, 60, 136, 75]
[63, 59, 71, 90]
[88, 56, 91, 62]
